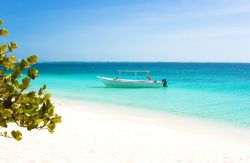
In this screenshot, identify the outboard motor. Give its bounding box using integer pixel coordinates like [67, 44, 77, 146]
[162, 79, 167, 87]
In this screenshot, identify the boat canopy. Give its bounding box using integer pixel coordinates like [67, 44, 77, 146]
[116, 70, 151, 79]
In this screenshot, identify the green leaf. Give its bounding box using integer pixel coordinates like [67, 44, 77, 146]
[5, 61, 14, 69]
[27, 91, 36, 98]
[42, 85, 46, 90]
[0, 20, 3, 26]
[10, 42, 18, 50]
[27, 55, 38, 65]
[19, 59, 30, 69]
[28, 68, 38, 79]
[10, 54, 16, 63]
[0, 121, 8, 128]
[11, 130, 22, 141]
[3, 131, 8, 137]
[2, 109, 13, 118]
[0, 44, 7, 54]
[48, 122, 56, 133]
[5, 74, 11, 82]
[44, 93, 51, 100]
[38, 85, 47, 96]
[38, 88, 43, 96]
[22, 77, 30, 86]
[34, 119, 42, 125]
[0, 28, 8, 37]
[19, 84, 27, 91]
[51, 115, 62, 123]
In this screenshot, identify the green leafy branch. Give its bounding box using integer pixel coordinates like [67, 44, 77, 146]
[0, 19, 61, 140]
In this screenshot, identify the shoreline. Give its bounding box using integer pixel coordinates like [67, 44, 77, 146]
[1, 98, 250, 162]
[56, 98, 250, 144]
[54, 92, 250, 130]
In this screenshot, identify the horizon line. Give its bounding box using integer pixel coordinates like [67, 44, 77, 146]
[37, 61, 250, 64]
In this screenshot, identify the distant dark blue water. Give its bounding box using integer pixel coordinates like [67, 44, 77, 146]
[33, 62, 250, 127]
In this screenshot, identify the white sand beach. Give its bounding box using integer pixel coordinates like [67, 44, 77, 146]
[1, 99, 250, 163]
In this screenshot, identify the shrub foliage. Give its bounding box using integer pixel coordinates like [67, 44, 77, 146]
[0, 19, 61, 140]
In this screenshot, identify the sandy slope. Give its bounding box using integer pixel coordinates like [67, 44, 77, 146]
[1, 99, 250, 163]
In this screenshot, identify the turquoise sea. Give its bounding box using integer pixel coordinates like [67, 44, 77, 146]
[33, 62, 250, 127]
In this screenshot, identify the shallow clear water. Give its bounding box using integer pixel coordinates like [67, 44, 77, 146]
[32, 62, 250, 127]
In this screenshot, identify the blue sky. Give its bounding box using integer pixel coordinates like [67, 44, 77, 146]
[1, 0, 250, 62]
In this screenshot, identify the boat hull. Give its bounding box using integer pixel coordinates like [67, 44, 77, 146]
[97, 76, 164, 88]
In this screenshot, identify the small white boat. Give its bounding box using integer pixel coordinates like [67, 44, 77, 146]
[97, 70, 167, 88]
